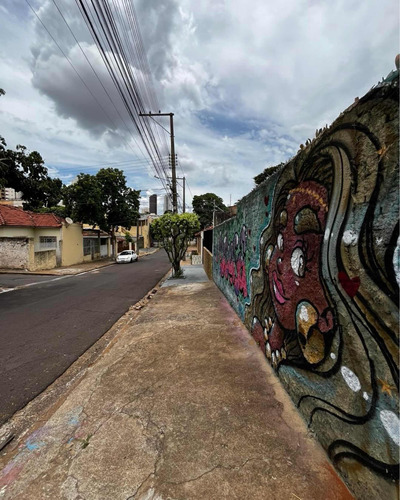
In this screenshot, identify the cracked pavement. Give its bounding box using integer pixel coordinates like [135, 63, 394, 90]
[0, 276, 353, 499]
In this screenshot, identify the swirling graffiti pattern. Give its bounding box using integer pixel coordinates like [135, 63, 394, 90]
[213, 79, 399, 496]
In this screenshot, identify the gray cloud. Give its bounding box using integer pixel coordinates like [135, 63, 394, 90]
[0, 0, 398, 209]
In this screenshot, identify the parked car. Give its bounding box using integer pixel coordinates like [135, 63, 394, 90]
[116, 250, 138, 263]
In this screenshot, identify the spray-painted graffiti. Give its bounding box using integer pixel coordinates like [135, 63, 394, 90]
[216, 225, 249, 298]
[213, 77, 399, 497]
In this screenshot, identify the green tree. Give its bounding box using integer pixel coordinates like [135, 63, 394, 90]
[192, 193, 227, 229]
[63, 173, 104, 226]
[0, 136, 21, 190]
[64, 168, 140, 257]
[0, 137, 63, 210]
[96, 168, 139, 231]
[151, 213, 200, 277]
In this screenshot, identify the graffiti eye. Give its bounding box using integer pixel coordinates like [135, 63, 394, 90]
[291, 247, 306, 277]
[277, 233, 284, 251]
[265, 244, 274, 268]
[280, 210, 288, 227]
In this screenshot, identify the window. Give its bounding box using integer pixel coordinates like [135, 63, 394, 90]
[84, 239, 91, 256]
[84, 238, 100, 256]
[39, 236, 57, 250]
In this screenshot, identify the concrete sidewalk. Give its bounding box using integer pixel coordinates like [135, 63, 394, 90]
[0, 266, 353, 499]
[0, 248, 159, 276]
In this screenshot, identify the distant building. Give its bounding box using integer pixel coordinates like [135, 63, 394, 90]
[149, 194, 157, 214]
[163, 194, 172, 213]
[127, 214, 159, 250]
[0, 187, 23, 207]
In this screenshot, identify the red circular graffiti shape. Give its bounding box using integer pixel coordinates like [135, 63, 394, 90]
[266, 180, 334, 359]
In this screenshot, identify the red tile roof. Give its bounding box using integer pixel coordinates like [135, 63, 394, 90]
[0, 205, 63, 228]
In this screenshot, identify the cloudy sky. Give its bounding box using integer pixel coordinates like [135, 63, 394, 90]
[0, 0, 398, 212]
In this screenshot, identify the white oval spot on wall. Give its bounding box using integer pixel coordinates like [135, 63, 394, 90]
[343, 230, 358, 246]
[393, 236, 400, 287]
[363, 391, 369, 401]
[341, 366, 361, 392]
[380, 410, 400, 446]
[324, 228, 330, 241]
[330, 352, 336, 360]
[299, 304, 309, 322]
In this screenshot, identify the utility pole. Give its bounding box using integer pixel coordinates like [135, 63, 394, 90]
[138, 112, 177, 214]
[182, 176, 185, 213]
[175, 176, 185, 213]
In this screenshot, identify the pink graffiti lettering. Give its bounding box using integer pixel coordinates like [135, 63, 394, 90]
[220, 258, 248, 298]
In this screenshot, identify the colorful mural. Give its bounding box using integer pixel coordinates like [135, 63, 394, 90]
[213, 78, 399, 497]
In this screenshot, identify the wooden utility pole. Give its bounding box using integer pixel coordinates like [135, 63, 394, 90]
[138, 112, 177, 214]
[182, 176, 185, 213]
[175, 176, 186, 213]
[169, 113, 177, 213]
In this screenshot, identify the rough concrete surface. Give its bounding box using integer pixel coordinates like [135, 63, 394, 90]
[0, 279, 353, 499]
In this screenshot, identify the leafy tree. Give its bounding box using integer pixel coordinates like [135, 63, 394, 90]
[64, 168, 140, 257]
[124, 231, 133, 244]
[0, 137, 63, 209]
[96, 168, 139, 231]
[151, 213, 200, 277]
[253, 163, 284, 185]
[63, 173, 104, 226]
[192, 193, 227, 229]
[34, 205, 68, 218]
[0, 137, 23, 191]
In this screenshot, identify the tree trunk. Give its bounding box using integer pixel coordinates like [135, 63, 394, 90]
[111, 226, 116, 259]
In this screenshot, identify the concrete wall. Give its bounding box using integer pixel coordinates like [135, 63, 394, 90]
[213, 80, 399, 498]
[203, 247, 213, 280]
[31, 249, 56, 271]
[61, 223, 83, 267]
[0, 237, 30, 269]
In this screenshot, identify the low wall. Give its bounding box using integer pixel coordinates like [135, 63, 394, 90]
[213, 77, 399, 498]
[31, 250, 56, 271]
[203, 247, 213, 280]
[0, 237, 30, 269]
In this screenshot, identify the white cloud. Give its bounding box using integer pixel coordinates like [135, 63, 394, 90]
[0, 0, 398, 210]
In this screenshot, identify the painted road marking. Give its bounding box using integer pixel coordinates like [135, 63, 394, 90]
[0, 266, 114, 294]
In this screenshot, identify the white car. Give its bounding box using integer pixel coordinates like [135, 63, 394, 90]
[116, 250, 138, 263]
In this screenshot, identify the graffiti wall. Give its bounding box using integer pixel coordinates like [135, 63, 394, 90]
[213, 76, 399, 498]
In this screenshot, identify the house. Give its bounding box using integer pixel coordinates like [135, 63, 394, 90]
[82, 228, 111, 260]
[127, 214, 159, 250]
[0, 205, 83, 271]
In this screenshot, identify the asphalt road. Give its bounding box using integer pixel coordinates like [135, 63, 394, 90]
[0, 251, 171, 425]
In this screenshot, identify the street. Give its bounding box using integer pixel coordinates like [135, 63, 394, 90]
[0, 251, 171, 425]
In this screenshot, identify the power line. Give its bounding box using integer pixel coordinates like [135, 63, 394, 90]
[75, 0, 171, 195]
[26, 0, 172, 196]
[50, 0, 158, 172]
[26, 0, 167, 190]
